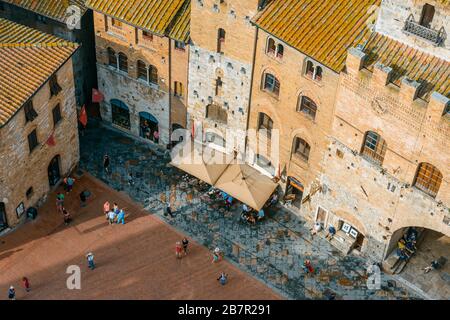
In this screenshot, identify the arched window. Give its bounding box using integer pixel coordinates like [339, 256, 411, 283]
[107, 47, 116, 67]
[258, 112, 273, 136]
[137, 60, 147, 80]
[293, 137, 310, 162]
[297, 96, 317, 120]
[414, 163, 442, 197]
[206, 103, 227, 124]
[149, 65, 158, 84]
[263, 73, 280, 96]
[361, 131, 387, 165]
[276, 44, 284, 58]
[111, 99, 130, 129]
[306, 61, 314, 78]
[266, 37, 276, 55]
[118, 52, 128, 72]
[315, 66, 323, 81]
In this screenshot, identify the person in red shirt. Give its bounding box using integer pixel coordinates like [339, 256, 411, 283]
[175, 241, 182, 259]
[22, 277, 30, 292]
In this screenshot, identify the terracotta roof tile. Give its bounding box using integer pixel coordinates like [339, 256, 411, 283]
[253, 0, 381, 72]
[2, 0, 88, 23]
[168, 0, 190, 43]
[363, 32, 450, 99]
[86, 0, 189, 37]
[0, 18, 78, 127]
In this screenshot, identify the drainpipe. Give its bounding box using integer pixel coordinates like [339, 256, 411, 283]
[244, 26, 259, 161]
[168, 38, 172, 149]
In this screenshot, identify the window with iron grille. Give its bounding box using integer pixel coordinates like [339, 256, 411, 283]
[298, 96, 317, 119]
[414, 162, 442, 197]
[263, 73, 280, 96]
[118, 52, 128, 72]
[258, 112, 273, 136]
[52, 104, 62, 126]
[107, 47, 116, 67]
[28, 129, 39, 153]
[49, 74, 62, 97]
[24, 100, 38, 123]
[294, 137, 310, 161]
[361, 131, 387, 165]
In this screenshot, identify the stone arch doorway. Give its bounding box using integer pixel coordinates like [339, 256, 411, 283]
[48, 155, 61, 187]
[139, 111, 158, 141]
[285, 176, 304, 209]
[0, 202, 7, 231]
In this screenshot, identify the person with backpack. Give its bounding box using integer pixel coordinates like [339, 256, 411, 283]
[86, 252, 95, 270]
[8, 286, 16, 300]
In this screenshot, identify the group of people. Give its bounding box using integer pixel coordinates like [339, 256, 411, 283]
[140, 120, 159, 143]
[103, 201, 126, 225]
[240, 204, 265, 225]
[396, 228, 418, 261]
[175, 238, 190, 259]
[7, 277, 30, 300]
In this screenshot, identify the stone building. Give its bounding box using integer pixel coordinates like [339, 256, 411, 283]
[0, 0, 98, 107]
[0, 19, 80, 231]
[187, 0, 269, 156]
[247, 0, 380, 192]
[298, 0, 450, 265]
[86, 0, 191, 147]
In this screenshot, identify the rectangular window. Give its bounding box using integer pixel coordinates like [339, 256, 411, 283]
[24, 100, 38, 123]
[142, 30, 153, 41]
[49, 74, 62, 97]
[111, 18, 122, 28]
[263, 74, 280, 96]
[174, 81, 183, 97]
[28, 129, 39, 153]
[175, 41, 185, 50]
[52, 104, 62, 126]
[217, 28, 225, 53]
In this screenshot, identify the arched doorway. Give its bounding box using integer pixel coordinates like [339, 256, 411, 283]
[285, 176, 304, 209]
[0, 202, 7, 231]
[48, 155, 61, 187]
[171, 123, 185, 147]
[139, 111, 158, 141]
[111, 99, 130, 129]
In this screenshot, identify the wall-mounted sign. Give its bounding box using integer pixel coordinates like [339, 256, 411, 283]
[16, 202, 25, 218]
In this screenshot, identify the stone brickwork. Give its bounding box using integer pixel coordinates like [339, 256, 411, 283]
[187, 0, 260, 154]
[0, 60, 79, 228]
[92, 11, 189, 146]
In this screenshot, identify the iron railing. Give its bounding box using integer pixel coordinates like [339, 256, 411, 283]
[403, 15, 444, 45]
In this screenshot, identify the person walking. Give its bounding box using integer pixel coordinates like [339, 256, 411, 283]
[113, 203, 120, 215]
[63, 208, 72, 225]
[103, 201, 110, 219]
[166, 203, 174, 218]
[212, 247, 221, 263]
[108, 210, 116, 224]
[22, 277, 31, 292]
[116, 209, 125, 224]
[182, 237, 189, 255]
[175, 241, 183, 259]
[8, 286, 15, 300]
[303, 260, 314, 274]
[127, 172, 134, 186]
[86, 252, 95, 270]
[103, 154, 110, 174]
[65, 176, 75, 193]
[217, 272, 228, 286]
[56, 192, 64, 214]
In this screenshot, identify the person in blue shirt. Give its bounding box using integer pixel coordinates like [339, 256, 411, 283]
[257, 209, 265, 221]
[325, 225, 336, 240]
[217, 272, 228, 285]
[117, 209, 125, 224]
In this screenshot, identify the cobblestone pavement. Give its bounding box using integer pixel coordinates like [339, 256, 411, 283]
[79, 121, 421, 300]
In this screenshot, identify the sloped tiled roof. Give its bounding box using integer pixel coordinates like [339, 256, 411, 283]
[168, 0, 190, 43]
[2, 0, 88, 23]
[86, 0, 188, 38]
[0, 18, 78, 127]
[253, 0, 381, 73]
[363, 32, 450, 99]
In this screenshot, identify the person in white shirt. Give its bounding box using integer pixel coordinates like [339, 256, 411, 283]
[108, 210, 116, 224]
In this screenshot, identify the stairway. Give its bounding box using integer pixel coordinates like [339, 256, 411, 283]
[329, 230, 354, 255]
